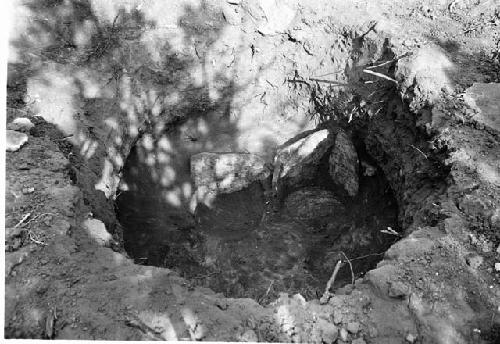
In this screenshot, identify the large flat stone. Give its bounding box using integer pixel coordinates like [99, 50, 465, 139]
[191, 152, 270, 208]
[464, 83, 500, 132]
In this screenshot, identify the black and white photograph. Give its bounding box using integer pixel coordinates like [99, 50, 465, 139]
[3, 0, 500, 342]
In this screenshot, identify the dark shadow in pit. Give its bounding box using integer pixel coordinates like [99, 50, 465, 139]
[119, 126, 400, 304]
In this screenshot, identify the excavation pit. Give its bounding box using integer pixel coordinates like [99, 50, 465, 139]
[116, 133, 400, 304]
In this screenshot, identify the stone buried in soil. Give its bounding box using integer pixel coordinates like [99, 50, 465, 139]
[7, 117, 35, 132]
[191, 152, 270, 209]
[284, 187, 344, 222]
[329, 130, 359, 197]
[6, 130, 29, 152]
[83, 218, 113, 247]
[274, 129, 333, 189]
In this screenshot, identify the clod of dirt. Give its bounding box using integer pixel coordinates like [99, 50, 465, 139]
[8, 117, 35, 132]
[6, 130, 29, 152]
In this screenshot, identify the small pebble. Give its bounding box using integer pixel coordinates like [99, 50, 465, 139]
[339, 328, 348, 341]
[22, 187, 35, 195]
[495, 263, 500, 272]
[406, 333, 417, 343]
[347, 321, 360, 334]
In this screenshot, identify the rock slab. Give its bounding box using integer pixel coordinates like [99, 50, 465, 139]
[191, 152, 270, 208]
[329, 130, 359, 197]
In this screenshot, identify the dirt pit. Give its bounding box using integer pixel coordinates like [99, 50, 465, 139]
[117, 135, 400, 303]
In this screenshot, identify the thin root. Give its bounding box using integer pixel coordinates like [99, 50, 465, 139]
[409, 144, 428, 159]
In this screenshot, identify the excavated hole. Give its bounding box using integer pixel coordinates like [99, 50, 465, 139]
[116, 129, 400, 304]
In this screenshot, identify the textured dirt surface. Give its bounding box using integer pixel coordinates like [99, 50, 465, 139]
[5, 0, 500, 342]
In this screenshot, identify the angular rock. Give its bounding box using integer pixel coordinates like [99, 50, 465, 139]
[339, 327, 348, 341]
[242, 0, 298, 36]
[347, 321, 360, 334]
[319, 320, 338, 344]
[274, 129, 333, 190]
[329, 130, 359, 197]
[83, 218, 112, 247]
[6, 130, 29, 152]
[191, 152, 270, 208]
[7, 117, 34, 132]
[464, 83, 500, 133]
[284, 187, 343, 222]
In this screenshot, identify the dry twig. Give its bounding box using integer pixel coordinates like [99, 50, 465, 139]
[362, 69, 398, 84]
[340, 252, 355, 286]
[320, 259, 343, 304]
[14, 212, 32, 228]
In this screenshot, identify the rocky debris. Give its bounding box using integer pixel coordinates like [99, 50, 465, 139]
[7, 117, 35, 132]
[274, 129, 333, 190]
[191, 152, 270, 209]
[495, 263, 500, 272]
[463, 83, 500, 133]
[284, 187, 344, 222]
[83, 218, 113, 247]
[329, 130, 359, 197]
[6, 130, 29, 152]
